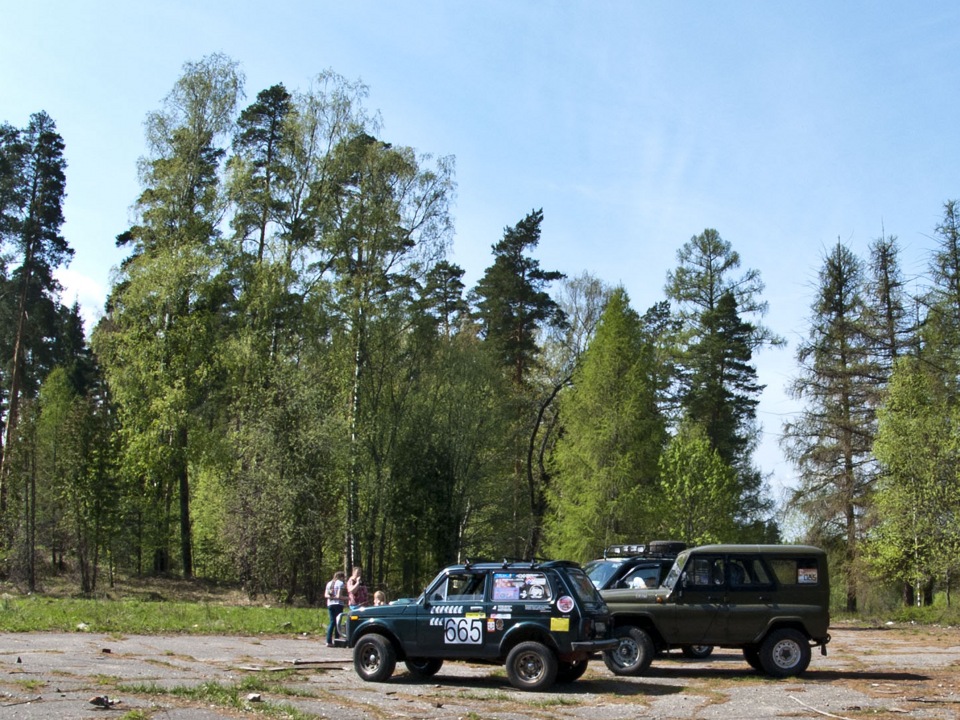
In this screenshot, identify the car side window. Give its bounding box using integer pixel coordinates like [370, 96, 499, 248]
[727, 556, 775, 589]
[433, 572, 485, 602]
[685, 556, 725, 588]
[492, 572, 552, 602]
[768, 557, 822, 586]
[620, 565, 660, 589]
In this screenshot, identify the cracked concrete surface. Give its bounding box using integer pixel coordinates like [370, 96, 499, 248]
[0, 624, 958, 719]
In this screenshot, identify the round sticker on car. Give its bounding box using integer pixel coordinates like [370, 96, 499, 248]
[556, 595, 575, 613]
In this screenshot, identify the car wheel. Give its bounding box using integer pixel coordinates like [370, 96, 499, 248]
[555, 658, 588, 683]
[681, 644, 714, 659]
[404, 657, 443, 678]
[353, 633, 396, 682]
[603, 626, 655, 676]
[758, 629, 811, 677]
[743, 645, 762, 671]
[505, 641, 558, 691]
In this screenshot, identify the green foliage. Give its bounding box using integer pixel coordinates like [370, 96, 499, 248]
[470, 210, 567, 558]
[654, 422, 738, 545]
[472, 209, 565, 386]
[665, 229, 778, 537]
[545, 288, 666, 560]
[93, 54, 246, 579]
[868, 357, 960, 603]
[0, 111, 74, 526]
[22, 54, 960, 615]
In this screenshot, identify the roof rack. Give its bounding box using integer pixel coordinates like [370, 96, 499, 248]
[603, 543, 648, 558]
[602, 540, 687, 559]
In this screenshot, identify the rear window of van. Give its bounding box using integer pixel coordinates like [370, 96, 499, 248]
[768, 558, 821, 585]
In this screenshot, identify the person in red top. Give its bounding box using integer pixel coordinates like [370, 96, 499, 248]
[347, 566, 368, 608]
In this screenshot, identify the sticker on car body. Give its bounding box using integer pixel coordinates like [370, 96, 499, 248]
[444, 617, 483, 644]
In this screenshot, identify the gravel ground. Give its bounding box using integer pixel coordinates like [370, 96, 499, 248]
[0, 623, 958, 719]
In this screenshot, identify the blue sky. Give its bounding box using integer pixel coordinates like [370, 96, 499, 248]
[4, 1, 960, 505]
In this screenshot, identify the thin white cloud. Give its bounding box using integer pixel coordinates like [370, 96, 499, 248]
[54, 267, 106, 336]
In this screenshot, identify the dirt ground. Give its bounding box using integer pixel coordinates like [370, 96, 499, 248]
[0, 622, 958, 719]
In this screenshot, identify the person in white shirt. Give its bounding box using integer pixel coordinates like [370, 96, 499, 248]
[325, 570, 347, 646]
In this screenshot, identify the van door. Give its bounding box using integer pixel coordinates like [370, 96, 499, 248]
[724, 555, 776, 642]
[670, 554, 726, 644]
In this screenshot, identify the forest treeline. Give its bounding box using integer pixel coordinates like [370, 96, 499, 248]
[1, 54, 957, 610]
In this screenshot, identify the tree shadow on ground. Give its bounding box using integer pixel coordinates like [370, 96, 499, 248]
[642, 665, 928, 683]
[391, 671, 678, 697]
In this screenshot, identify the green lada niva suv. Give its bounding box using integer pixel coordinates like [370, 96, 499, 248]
[343, 559, 617, 691]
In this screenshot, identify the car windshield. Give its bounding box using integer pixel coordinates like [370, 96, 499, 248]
[566, 567, 606, 603]
[661, 552, 687, 590]
[584, 559, 623, 589]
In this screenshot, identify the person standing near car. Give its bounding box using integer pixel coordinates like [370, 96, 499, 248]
[347, 566, 368, 608]
[324, 570, 347, 646]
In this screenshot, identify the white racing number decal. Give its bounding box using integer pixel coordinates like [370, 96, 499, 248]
[443, 617, 483, 644]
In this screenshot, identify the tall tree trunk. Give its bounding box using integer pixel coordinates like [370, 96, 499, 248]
[0, 263, 32, 517]
[176, 424, 193, 578]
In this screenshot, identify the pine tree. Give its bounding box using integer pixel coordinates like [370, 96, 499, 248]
[230, 83, 293, 265]
[782, 241, 878, 611]
[321, 130, 454, 574]
[665, 229, 779, 538]
[220, 75, 374, 598]
[471, 209, 565, 557]
[0, 111, 72, 524]
[472, 209, 565, 387]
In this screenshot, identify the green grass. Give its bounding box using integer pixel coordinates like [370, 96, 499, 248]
[118, 675, 319, 719]
[118, 712, 151, 720]
[0, 594, 326, 635]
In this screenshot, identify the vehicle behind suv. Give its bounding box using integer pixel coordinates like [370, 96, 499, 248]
[344, 560, 618, 691]
[583, 540, 712, 660]
[584, 540, 686, 591]
[601, 544, 831, 678]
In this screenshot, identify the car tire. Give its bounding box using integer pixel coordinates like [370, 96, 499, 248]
[505, 641, 558, 691]
[603, 626, 655, 676]
[404, 657, 443, 678]
[758, 629, 811, 677]
[353, 633, 396, 682]
[555, 658, 588, 683]
[743, 645, 762, 671]
[681, 644, 714, 659]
